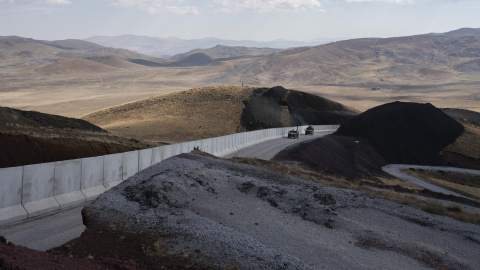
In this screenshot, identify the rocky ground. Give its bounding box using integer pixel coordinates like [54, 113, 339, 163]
[2, 153, 470, 270]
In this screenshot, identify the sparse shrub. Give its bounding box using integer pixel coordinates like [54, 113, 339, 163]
[227, 261, 243, 270]
[421, 200, 448, 216]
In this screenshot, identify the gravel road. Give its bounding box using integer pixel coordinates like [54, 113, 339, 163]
[0, 205, 86, 251]
[382, 164, 480, 198]
[225, 131, 334, 160]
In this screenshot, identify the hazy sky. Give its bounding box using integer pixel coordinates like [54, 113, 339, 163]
[1, 0, 479, 41]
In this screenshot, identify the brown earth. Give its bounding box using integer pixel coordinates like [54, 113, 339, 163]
[0, 236, 139, 270]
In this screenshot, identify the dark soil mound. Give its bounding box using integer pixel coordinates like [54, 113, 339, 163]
[0, 236, 138, 270]
[0, 106, 106, 132]
[274, 135, 387, 179]
[334, 101, 464, 165]
[274, 101, 465, 179]
[241, 86, 357, 130]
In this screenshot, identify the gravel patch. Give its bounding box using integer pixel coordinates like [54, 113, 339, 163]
[89, 153, 480, 269]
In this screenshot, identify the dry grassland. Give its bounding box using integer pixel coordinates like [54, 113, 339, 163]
[81, 86, 257, 144]
[299, 84, 480, 113]
[2, 57, 480, 120]
[0, 64, 220, 118]
[444, 121, 480, 159]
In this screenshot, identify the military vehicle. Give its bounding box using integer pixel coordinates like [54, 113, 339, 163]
[287, 128, 299, 139]
[305, 126, 314, 135]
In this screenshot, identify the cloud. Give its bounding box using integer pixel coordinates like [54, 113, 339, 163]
[216, 0, 324, 12]
[345, 0, 414, 3]
[45, 0, 71, 4]
[101, 0, 199, 14]
[1, 0, 71, 4]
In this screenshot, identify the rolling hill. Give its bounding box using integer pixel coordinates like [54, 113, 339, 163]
[207, 32, 480, 88]
[81, 85, 357, 144]
[0, 35, 163, 70]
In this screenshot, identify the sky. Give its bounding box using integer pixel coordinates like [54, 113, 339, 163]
[0, 0, 479, 42]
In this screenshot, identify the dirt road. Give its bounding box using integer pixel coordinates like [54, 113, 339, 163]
[382, 164, 480, 199]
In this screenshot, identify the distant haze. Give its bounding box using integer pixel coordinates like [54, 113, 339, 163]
[1, 0, 479, 44]
[85, 35, 342, 57]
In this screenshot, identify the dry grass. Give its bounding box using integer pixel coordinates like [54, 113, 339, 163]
[81, 85, 257, 144]
[443, 121, 480, 159]
[231, 157, 480, 225]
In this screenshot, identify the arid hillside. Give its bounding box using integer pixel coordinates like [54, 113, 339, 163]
[81, 85, 357, 144]
[210, 33, 480, 87]
[3, 31, 480, 118]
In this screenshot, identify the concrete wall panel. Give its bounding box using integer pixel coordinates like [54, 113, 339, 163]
[54, 159, 85, 209]
[81, 156, 105, 200]
[151, 146, 164, 165]
[104, 153, 123, 190]
[172, 143, 183, 156]
[139, 148, 153, 171]
[162, 145, 174, 160]
[0, 166, 23, 208]
[54, 159, 81, 195]
[22, 163, 59, 217]
[22, 163, 55, 204]
[211, 136, 223, 156]
[201, 138, 213, 154]
[0, 166, 27, 225]
[123, 150, 139, 180]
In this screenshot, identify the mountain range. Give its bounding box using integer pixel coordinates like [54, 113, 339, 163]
[85, 35, 343, 57]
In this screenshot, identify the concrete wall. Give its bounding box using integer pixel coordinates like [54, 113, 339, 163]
[0, 125, 338, 225]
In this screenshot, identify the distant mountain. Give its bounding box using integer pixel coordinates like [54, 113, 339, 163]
[438, 27, 480, 37]
[85, 35, 342, 57]
[0, 35, 166, 70]
[0, 36, 284, 70]
[170, 45, 282, 66]
[207, 32, 480, 87]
